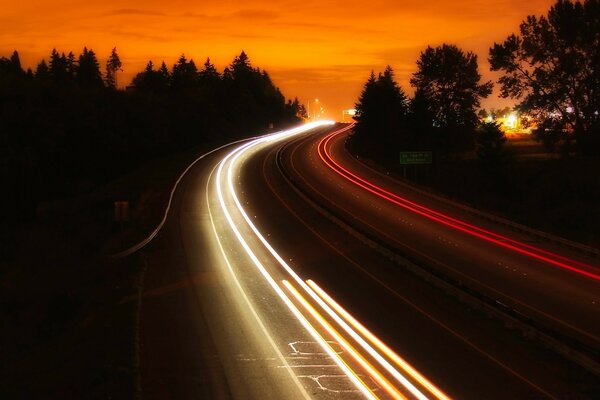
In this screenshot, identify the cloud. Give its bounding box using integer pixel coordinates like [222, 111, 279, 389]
[103, 8, 165, 17]
[230, 9, 278, 20]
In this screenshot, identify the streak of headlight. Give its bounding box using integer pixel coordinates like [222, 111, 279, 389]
[226, 126, 435, 400]
[307, 280, 451, 400]
[214, 121, 377, 399]
[318, 126, 600, 281]
[283, 280, 408, 400]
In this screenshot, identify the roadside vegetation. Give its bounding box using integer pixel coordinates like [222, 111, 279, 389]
[0, 48, 302, 397]
[349, 0, 599, 246]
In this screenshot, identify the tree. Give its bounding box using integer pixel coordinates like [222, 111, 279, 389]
[35, 60, 50, 80]
[292, 98, 307, 119]
[376, 66, 409, 134]
[49, 49, 69, 82]
[230, 51, 253, 81]
[132, 60, 170, 94]
[353, 67, 410, 154]
[76, 47, 103, 88]
[158, 61, 170, 81]
[354, 71, 382, 143]
[66, 51, 76, 80]
[0, 51, 24, 78]
[171, 54, 198, 90]
[411, 44, 492, 150]
[9, 51, 23, 76]
[105, 47, 122, 89]
[199, 58, 220, 82]
[476, 122, 508, 175]
[489, 0, 600, 154]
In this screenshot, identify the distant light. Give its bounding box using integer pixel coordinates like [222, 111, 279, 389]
[566, 106, 573, 113]
[506, 113, 517, 128]
[346, 109, 356, 116]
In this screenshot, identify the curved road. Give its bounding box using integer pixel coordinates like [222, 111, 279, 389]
[139, 123, 599, 399]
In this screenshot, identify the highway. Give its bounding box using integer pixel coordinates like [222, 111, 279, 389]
[139, 122, 599, 399]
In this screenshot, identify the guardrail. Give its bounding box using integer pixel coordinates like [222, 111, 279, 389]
[109, 136, 262, 259]
[353, 151, 600, 259]
[276, 137, 600, 376]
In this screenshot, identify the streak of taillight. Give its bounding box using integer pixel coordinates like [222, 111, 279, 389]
[308, 280, 451, 400]
[321, 129, 593, 272]
[283, 280, 407, 400]
[318, 127, 600, 281]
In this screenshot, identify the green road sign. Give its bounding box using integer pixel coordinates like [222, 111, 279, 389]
[400, 151, 432, 165]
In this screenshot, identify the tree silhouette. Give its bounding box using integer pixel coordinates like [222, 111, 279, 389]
[410, 44, 492, 151]
[230, 51, 253, 80]
[199, 58, 220, 84]
[476, 122, 508, 175]
[411, 44, 492, 131]
[76, 47, 103, 88]
[171, 54, 198, 90]
[0, 51, 24, 77]
[66, 52, 76, 80]
[353, 67, 410, 154]
[49, 49, 69, 83]
[489, 0, 600, 154]
[158, 61, 170, 81]
[9, 51, 23, 76]
[34, 59, 50, 80]
[105, 47, 122, 89]
[132, 60, 170, 94]
[0, 46, 301, 262]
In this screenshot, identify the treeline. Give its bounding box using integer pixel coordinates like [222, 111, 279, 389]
[0, 48, 302, 259]
[353, 0, 599, 158]
[352, 44, 493, 157]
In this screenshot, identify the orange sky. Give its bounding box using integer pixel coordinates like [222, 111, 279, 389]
[1, 0, 554, 119]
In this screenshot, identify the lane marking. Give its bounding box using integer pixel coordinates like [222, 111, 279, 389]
[209, 122, 377, 399]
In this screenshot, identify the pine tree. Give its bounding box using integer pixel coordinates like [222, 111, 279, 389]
[105, 47, 122, 89]
[35, 59, 50, 80]
[199, 58, 220, 81]
[9, 51, 23, 75]
[66, 51, 76, 80]
[230, 51, 253, 82]
[49, 49, 68, 82]
[353, 67, 410, 153]
[76, 47, 103, 88]
[158, 61, 169, 79]
[172, 54, 198, 89]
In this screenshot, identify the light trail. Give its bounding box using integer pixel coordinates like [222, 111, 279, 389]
[210, 121, 449, 399]
[283, 280, 408, 400]
[213, 121, 376, 400]
[318, 125, 600, 281]
[307, 280, 451, 400]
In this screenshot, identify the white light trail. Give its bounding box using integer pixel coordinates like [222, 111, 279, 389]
[210, 121, 448, 399]
[212, 121, 376, 399]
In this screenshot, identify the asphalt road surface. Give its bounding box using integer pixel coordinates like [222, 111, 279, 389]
[138, 122, 599, 399]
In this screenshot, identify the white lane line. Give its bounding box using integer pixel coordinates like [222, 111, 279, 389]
[210, 122, 376, 399]
[207, 149, 313, 400]
[225, 130, 432, 400]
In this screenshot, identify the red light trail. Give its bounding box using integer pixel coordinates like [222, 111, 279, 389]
[318, 125, 600, 281]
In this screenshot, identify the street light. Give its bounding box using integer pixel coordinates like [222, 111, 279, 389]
[305, 98, 320, 121]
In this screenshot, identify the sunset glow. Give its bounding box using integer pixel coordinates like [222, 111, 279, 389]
[1, 0, 554, 117]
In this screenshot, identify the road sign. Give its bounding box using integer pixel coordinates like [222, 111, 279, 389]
[399, 151, 432, 165]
